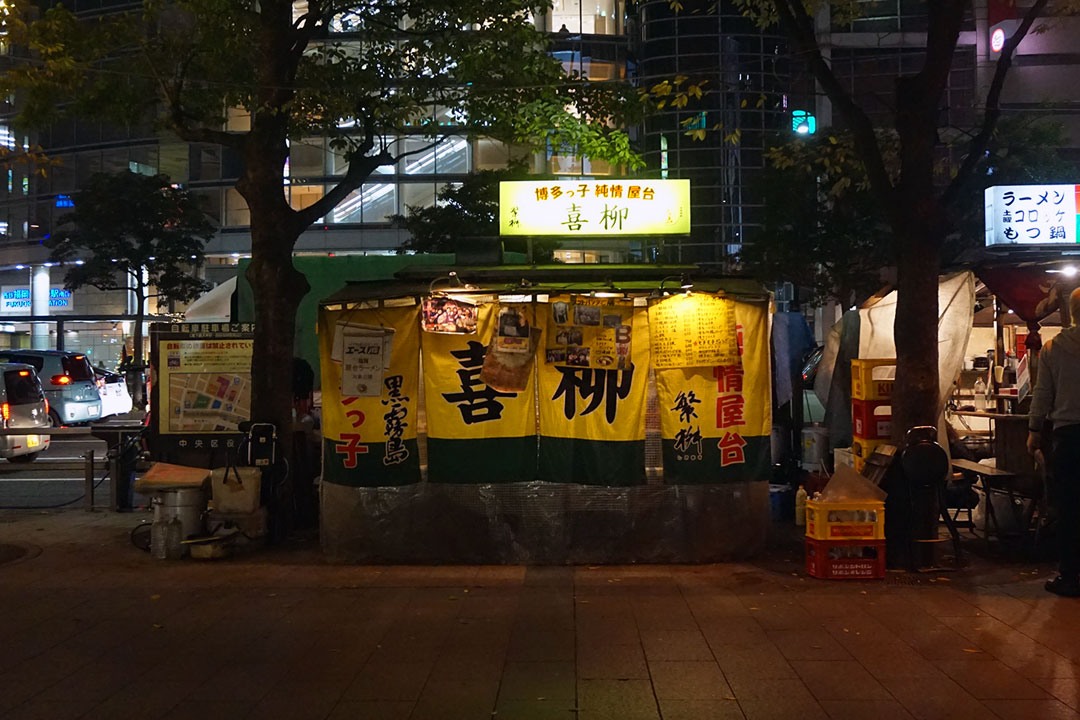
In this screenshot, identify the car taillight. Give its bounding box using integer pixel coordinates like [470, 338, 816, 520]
[96, 378, 105, 389]
[44, 398, 49, 416]
[18, 370, 29, 377]
[51, 375, 72, 386]
[2, 402, 9, 428]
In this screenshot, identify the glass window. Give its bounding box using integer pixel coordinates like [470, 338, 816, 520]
[474, 139, 510, 170]
[49, 158, 76, 194]
[549, 0, 622, 35]
[192, 188, 223, 226]
[400, 182, 435, 213]
[401, 139, 439, 175]
[288, 138, 325, 177]
[362, 183, 396, 223]
[62, 354, 95, 382]
[186, 145, 216, 181]
[328, 141, 393, 176]
[435, 137, 470, 174]
[331, 188, 363, 223]
[288, 184, 324, 212]
[76, 151, 102, 186]
[226, 107, 250, 132]
[224, 189, 250, 227]
[4, 369, 43, 404]
[101, 148, 128, 174]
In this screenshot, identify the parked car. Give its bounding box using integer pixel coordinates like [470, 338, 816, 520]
[93, 365, 133, 418]
[0, 351, 101, 426]
[0, 362, 51, 462]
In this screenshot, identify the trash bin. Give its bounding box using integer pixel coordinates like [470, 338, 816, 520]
[152, 487, 206, 541]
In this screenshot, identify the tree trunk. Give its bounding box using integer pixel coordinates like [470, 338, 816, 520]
[245, 228, 308, 438]
[888, 198, 945, 569]
[891, 219, 941, 440]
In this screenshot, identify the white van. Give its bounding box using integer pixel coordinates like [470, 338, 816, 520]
[0, 363, 52, 462]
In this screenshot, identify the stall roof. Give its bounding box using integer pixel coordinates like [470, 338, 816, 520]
[319, 264, 770, 306]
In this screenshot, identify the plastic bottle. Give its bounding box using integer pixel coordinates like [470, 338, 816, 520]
[150, 518, 168, 560]
[795, 486, 808, 527]
[973, 377, 987, 411]
[164, 517, 184, 560]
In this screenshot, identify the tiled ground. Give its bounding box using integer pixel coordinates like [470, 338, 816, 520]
[1, 511, 1079, 720]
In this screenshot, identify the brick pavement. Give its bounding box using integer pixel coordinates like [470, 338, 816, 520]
[1, 510, 1079, 720]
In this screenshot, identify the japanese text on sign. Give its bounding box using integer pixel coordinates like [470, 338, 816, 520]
[441, 341, 517, 424]
[500, 180, 690, 236]
[649, 294, 740, 369]
[984, 184, 1079, 246]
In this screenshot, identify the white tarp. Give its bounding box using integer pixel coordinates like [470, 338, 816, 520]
[815, 272, 975, 434]
[183, 277, 236, 323]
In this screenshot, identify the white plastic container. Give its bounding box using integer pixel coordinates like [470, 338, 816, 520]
[801, 424, 828, 471]
[210, 466, 262, 514]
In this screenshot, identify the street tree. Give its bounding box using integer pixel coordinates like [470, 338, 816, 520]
[391, 165, 561, 262]
[716, 0, 1075, 441]
[0, 0, 641, 448]
[741, 116, 1074, 305]
[50, 171, 213, 406]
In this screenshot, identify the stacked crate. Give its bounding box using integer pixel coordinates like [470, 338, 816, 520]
[851, 358, 894, 474]
[805, 499, 887, 579]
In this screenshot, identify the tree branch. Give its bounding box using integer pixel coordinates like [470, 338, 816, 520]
[942, 0, 1051, 206]
[772, 0, 895, 205]
[292, 118, 393, 228]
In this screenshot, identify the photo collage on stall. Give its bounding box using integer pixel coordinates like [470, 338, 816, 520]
[545, 295, 633, 370]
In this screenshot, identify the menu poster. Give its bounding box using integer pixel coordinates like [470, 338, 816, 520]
[421, 296, 478, 334]
[545, 295, 632, 369]
[342, 334, 391, 397]
[649, 293, 739, 369]
[332, 322, 395, 397]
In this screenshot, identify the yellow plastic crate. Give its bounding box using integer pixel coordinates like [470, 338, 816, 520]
[851, 358, 895, 401]
[852, 437, 889, 474]
[805, 499, 885, 540]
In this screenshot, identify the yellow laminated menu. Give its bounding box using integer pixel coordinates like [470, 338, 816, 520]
[648, 293, 740, 369]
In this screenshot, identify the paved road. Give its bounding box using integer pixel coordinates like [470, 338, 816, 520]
[0, 433, 129, 510]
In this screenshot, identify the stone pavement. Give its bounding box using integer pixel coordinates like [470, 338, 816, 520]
[1, 511, 1079, 720]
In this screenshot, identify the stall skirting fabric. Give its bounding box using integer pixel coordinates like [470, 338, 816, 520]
[426, 436, 538, 484]
[320, 479, 769, 564]
[538, 437, 647, 486]
[660, 434, 771, 485]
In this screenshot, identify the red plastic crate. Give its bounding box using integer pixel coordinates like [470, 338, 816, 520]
[851, 398, 892, 440]
[805, 538, 886, 580]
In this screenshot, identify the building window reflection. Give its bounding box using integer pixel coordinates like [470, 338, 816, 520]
[549, 0, 623, 35]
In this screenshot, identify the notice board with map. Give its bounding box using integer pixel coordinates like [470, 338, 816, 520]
[150, 322, 254, 464]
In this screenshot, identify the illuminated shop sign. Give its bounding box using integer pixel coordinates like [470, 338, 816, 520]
[499, 179, 690, 236]
[0, 286, 74, 313]
[985, 184, 1080, 247]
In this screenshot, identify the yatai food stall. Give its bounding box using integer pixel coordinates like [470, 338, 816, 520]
[316, 265, 774, 563]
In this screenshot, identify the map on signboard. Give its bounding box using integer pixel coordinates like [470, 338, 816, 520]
[648, 294, 739, 369]
[161, 339, 253, 433]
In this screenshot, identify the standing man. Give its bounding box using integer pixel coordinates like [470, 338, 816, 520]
[1028, 287, 1080, 596]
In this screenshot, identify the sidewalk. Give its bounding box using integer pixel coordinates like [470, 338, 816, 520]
[0, 511, 1078, 720]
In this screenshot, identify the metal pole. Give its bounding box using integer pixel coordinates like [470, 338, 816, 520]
[84, 449, 94, 511]
[109, 440, 120, 512]
[56, 319, 65, 351]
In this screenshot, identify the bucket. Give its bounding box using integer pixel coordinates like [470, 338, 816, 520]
[151, 488, 206, 541]
[800, 424, 828, 472]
